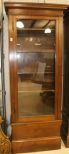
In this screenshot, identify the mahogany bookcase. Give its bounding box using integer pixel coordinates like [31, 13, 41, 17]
[5, 2, 68, 153]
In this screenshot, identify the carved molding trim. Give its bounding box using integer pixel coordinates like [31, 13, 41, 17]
[0, 116, 11, 154]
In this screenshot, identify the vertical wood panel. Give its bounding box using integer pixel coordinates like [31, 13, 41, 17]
[9, 15, 18, 122]
[58, 17, 63, 119]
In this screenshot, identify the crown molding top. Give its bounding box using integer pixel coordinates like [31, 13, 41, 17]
[4, 2, 68, 14]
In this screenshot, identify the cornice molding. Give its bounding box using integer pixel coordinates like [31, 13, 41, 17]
[4, 2, 68, 14]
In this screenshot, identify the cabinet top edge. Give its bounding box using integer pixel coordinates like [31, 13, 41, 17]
[4, 2, 68, 14]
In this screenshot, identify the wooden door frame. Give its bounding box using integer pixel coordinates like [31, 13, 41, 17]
[8, 15, 63, 123]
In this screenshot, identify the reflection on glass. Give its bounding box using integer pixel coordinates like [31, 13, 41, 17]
[16, 19, 56, 117]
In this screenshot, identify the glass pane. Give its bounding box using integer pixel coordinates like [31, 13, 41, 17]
[16, 19, 56, 117]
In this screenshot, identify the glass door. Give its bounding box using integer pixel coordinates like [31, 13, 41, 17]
[16, 19, 56, 118]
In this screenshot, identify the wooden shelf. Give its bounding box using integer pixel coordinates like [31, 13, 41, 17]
[17, 27, 55, 31]
[18, 90, 55, 93]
